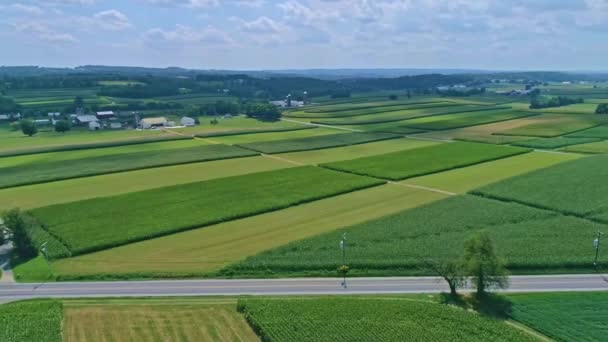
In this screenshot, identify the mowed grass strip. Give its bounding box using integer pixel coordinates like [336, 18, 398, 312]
[397, 110, 534, 131]
[238, 132, 401, 154]
[51, 184, 445, 279]
[228, 195, 604, 277]
[322, 141, 530, 181]
[31, 166, 385, 257]
[472, 155, 608, 222]
[511, 137, 601, 149]
[237, 297, 536, 342]
[63, 300, 258, 342]
[509, 292, 608, 342]
[0, 144, 257, 189]
[195, 125, 315, 137]
[0, 300, 63, 342]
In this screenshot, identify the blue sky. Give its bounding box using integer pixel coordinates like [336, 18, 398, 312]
[1, 0, 607, 70]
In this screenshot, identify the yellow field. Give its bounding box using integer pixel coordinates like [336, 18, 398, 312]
[54, 183, 447, 277]
[63, 298, 258, 342]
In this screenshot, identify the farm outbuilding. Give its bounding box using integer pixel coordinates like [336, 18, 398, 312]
[75, 115, 99, 125]
[88, 121, 102, 131]
[181, 117, 196, 126]
[96, 111, 115, 119]
[140, 117, 168, 129]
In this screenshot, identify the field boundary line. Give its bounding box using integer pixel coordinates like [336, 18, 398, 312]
[281, 118, 363, 132]
[389, 181, 457, 196]
[505, 320, 553, 342]
[261, 154, 306, 166]
[533, 149, 582, 156]
[403, 135, 454, 143]
[162, 128, 222, 144]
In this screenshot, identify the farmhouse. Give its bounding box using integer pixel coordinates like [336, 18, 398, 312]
[89, 121, 102, 131]
[270, 100, 304, 108]
[96, 111, 115, 119]
[75, 115, 99, 125]
[140, 117, 169, 129]
[48, 112, 61, 118]
[180, 117, 196, 126]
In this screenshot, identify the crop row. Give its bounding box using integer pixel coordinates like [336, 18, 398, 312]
[398, 110, 534, 131]
[30, 166, 385, 257]
[195, 125, 315, 138]
[0, 300, 63, 342]
[227, 195, 605, 277]
[312, 105, 509, 126]
[511, 137, 601, 149]
[302, 99, 440, 113]
[238, 132, 401, 154]
[237, 297, 536, 342]
[322, 141, 530, 181]
[0, 144, 258, 189]
[284, 101, 453, 118]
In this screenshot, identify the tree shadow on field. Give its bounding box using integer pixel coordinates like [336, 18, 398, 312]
[439, 292, 513, 319]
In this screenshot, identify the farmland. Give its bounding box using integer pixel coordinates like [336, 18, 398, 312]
[227, 194, 603, 277]
[0, 300, 63, 342]
[322, 141, 530, 180]
[237, 132, 401, 154]
[238, 297, 536, 342]
[285, 100, 451, 118]
[29, 166, 384, 257]
[511, 137, 601, 149]
[509, 292, 608, 342]
[494, 114, 604, 137]
[0, 144, 257, 189]
[394, 109, 534, 131]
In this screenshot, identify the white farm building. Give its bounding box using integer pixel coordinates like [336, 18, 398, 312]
[180, 117, 196, 126]
[140, 117, 169, 129]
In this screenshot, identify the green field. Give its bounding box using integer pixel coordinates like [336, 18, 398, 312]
[47, 184, 446, 279]
[567, 124, 608, 138]
[312, 105, 496, 126]
[237, 132, 401, 154]
[322, 141, 530, 181]
[285, 101, 450, 118]
[561, 140, 608, 154]
[167, 117, 306, 136]
[196, 126, 315, 137]
[238, 297, 536, 342]
[511, 137, 601, 149]
[0, 144, 256, 189]
[29, 166, 384, 257]
[473, 155, 608, 222]
[510, 292, 608, 342]
[397, 110, 534, 131]
[0, 300, 63, 342]
[277, 138, 440, 165]
[0, 156, 294, 211]
[206, 127, 342, 145]
[228, 194, 603, 277]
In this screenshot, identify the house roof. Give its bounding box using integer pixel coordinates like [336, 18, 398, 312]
[76, 115, 99, 122]
[97, 111, 115, 116]
[141, 117, 168, 125]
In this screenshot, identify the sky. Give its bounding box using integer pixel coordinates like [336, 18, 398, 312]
[0, 0, 607, 71]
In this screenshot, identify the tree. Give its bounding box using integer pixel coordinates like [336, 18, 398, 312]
[596, 103, 608, 114]
[388, 94, 398, 100]
[406, 90, 412, 99]
[1, 209, 36, 259]
[421, 258, 465, 297]
[463, 231, 509, 297]
[245, 103, 281, 121]
[74, 95, 84, 109]
[54, 120, 71, 133]
[20, 119, 38, 137]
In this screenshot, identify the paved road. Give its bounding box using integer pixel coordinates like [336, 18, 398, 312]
[1, 274, 606, 303]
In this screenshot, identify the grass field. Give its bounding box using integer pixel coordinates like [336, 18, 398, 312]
[167, 117, 305, 136]
[397, 110, 534, 131]
[196, 126, 315, 138]
[48, 184, 446, 279]
[0, 156, 294, 211]
[322, 141, 530, 180]
[561, 140, 608, 154]
[0, 300, 63, 342]
[238, 297, 536, 342]
[228, 194, 603, 276]
[404, 151, 581, 194]
[510, 292, 608, 342]
[567, 124, 608, 138]
[0, 144, 256, 189]
[472, 155, 608, 222]
[208, 127, 343, 145]
[237, 132, 401, 154]
[30, 166, 384, 257]
[277, 138, 440, 165]
[312, 105, 495, 126]
[511, 137, 601, 149]
[63, 298, 258, 342]
[494, 114, 604, 137]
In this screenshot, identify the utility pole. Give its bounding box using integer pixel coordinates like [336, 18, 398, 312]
[593, 231, 603, 267]
[340, 233, 347, 288]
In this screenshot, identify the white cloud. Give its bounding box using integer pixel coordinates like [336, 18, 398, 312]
[144, 24, 232, 44]
[13, 22, 77, 43]
[92, 10, 132, 30]
[237, 16, 285, 34]
[144, 0, 219, 8]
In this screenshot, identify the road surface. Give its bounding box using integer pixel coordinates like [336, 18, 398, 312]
[1, 274, 606, 303]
